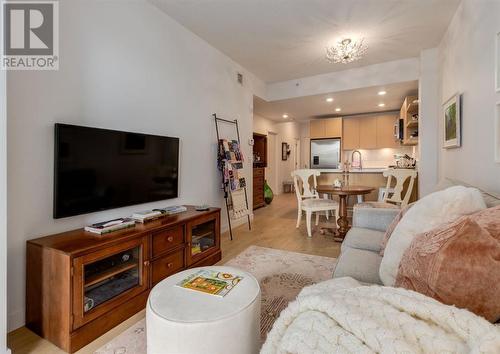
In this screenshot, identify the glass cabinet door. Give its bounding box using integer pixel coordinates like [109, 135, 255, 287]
[72, 237, 148, 329]
[83, 246, 140, 312]
[187, 214, 220, 265]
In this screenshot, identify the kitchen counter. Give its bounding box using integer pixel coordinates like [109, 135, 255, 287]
[315, 168, 387, 173]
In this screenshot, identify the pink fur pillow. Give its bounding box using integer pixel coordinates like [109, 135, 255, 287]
[395, 206, 500, 322]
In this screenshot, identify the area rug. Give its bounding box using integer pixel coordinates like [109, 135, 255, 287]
[94, 246, 337, 354]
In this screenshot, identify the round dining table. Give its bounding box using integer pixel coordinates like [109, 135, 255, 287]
[316, 185, 375, 242]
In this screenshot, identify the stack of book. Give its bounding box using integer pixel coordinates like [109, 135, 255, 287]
[84, 218, 136, 235]
[131, 206, 188, 223]
[131, 210, 164, 223]
[163, 205, 188, 215]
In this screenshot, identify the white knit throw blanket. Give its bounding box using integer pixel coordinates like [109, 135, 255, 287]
[261, 277, 500, 354]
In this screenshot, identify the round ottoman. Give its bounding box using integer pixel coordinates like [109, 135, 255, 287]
[146, 266, 261, 354]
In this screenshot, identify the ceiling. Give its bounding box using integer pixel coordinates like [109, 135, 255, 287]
[150, 0, 460, 82]
[253, 80, 418, 122]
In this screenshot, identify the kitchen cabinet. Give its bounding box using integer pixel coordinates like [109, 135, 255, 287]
[310, 120, 325, 138]
[376, 115, 400, 148]
[342, 114, 399, 150]
[310, 118, 342, 139]
[401, 95, 419, 145]
[325, 118, 342, 137]
[342, 118, 360, 150]
[359, 116, 378, 149]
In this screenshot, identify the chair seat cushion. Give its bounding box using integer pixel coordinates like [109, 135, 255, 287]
[356, 201, 399, 209]
[333, 248, 382, 285]
[302, 198, 338, 209]
[341, 227, 385, 253]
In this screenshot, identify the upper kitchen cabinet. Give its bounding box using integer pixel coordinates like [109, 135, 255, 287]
[359, 116, 378, 149]
[342, 118, 360, 150]
[342, 114, 400, 150]
[376, 115, 400, 148]
[310, 118, 342, 139]
[400, 95, 419, 145]
[325, 118, 342, 137]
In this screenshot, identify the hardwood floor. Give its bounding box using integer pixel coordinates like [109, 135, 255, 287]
[8, 193, 341, 354]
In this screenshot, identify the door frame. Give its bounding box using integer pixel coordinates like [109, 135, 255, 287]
[266, 131, 279, 194]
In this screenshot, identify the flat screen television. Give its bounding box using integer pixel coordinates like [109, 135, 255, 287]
[54, 123, 179, 218]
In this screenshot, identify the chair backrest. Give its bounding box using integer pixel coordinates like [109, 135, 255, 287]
[291, 169, 320, 204]
[383, 168, 418, 207]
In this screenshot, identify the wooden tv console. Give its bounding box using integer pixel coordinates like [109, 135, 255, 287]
[26, 206, 221, 353]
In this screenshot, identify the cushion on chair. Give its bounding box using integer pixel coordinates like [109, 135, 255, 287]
[356, 201, 399, 209]
[301, 198, 338, 209]
[341, 227, 385, 253]
[333, 248, 383, 285]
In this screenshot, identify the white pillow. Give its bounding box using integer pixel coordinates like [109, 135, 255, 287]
[379, 186, 486, 286]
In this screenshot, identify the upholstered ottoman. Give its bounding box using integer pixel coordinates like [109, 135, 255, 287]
[146, 266, 261, 354]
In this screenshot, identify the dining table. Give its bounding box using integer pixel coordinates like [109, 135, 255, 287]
[316, 185, 375, 242]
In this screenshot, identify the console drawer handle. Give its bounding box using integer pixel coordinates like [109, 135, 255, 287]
[167, 236, 173, 242]
[167, 262, 173, 268]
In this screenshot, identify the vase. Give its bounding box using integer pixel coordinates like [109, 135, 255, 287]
[264, 180, 274, 204]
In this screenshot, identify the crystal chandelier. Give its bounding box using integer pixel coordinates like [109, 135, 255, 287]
[325, 38, 367, 64]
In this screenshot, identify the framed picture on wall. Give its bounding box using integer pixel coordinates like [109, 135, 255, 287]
[443, 94, 462, 149]
[282, 142, 288, 160]
[496, 32, 500, 92]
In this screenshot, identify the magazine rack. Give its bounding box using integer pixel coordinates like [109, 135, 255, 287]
[214, 113, 251, 240]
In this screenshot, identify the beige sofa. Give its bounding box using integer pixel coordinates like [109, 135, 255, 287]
[333, 178, 500, 284]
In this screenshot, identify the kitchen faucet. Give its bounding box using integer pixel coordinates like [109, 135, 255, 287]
[351, 150, 362, 170]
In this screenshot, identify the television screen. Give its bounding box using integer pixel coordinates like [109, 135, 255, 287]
[54, 124, 179, 218]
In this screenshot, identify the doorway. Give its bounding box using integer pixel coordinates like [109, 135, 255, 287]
[293, 138, 300, 171]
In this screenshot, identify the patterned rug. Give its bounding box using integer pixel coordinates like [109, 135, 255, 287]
[95, 246, 337, 354]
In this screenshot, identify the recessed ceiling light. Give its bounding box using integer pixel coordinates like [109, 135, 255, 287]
[326, 97, 334, 102]
[282, 114, 289, 118]
[335, 108, 341, 112]
[378, 103, 386, 107]
[378, 91, 387, 96]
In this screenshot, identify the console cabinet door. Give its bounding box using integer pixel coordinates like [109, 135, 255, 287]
[72, 236, 149, 330]
[186, 212, 220, 266]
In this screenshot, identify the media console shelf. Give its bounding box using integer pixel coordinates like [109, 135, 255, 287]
[26, 206, 221, 353]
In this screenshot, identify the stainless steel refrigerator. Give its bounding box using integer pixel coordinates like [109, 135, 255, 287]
[310, 138, 341, 169]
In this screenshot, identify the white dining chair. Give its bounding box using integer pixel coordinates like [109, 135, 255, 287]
[356, 168, 417, 209]
[292, 169, 339, 237]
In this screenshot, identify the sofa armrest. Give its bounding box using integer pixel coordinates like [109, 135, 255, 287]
[352, 207, 399, 232]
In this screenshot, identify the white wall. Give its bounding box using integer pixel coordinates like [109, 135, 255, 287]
[437, 0, 500, 193]
[0, 34, 8, 354]
[6, 0, 265, 331]
[418, 48, 440, 196]
[253, 114, 277, 135]
[267, 57, 420, 101]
